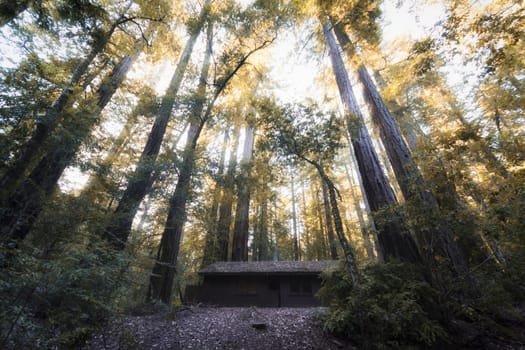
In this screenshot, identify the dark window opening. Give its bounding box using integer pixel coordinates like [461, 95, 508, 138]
[289, 277, 312, 295]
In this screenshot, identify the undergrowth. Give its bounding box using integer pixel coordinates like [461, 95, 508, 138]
[319, 260, 525, 349]
[318, 261, 448, 349]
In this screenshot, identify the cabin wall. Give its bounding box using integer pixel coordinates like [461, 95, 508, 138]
[185, 274, 324, 307]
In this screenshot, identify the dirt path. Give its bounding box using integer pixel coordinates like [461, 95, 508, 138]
[84, 307, 354, 350]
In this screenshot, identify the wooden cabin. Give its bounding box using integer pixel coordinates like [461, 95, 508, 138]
[185, 260, 337, 307]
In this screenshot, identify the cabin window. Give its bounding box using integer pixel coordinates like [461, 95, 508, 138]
[289, 277, 312, 295]
[239, 279, 257, 295]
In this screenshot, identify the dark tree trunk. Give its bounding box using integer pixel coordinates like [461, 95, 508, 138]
[147, 21, 214, 302]
[290, 170, 300, 261]
[102, 10, 209, 248]
[302, 156, 359, 284]
[321, 180, 338, 259]
[231, 127, 255, 261]
[314, 184, 328, 260]
[147, 120, 204, 303]
[258, 199, 269, 260]
[322, 20, 421, 265]
[333, 23, 468, 276]
[300, 182, 312, 260]
[342, 160, 375, 259]
[216, 125, 241, 261]
[201, 128, 230, 267]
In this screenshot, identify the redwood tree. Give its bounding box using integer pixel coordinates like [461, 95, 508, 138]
[322, 20, 421, 265]
[102, 2, 211, 248]
[333, 23, 468, 276]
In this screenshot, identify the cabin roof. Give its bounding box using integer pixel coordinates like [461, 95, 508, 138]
[199, 260, 338, 275]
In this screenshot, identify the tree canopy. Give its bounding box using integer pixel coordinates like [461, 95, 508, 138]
[0, 0, 523, 348]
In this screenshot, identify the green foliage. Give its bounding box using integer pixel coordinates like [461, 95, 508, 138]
[410, 38, 437, 76]
[0, 228, 148, 349]
[319, 261, 448, 349]
[322, 0, 382, 47]
[257, 98, 343, 163]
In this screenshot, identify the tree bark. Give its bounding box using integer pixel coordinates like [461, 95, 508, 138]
[302, 156, 359, 284]
[216, 125, 241, 261]
[147, 119, 204, 303]
[333, 23, 468, 276]
[342, 159, 375, 259]
[201, 128, 230, 267]
[258, 199, 269, 260]
[103, 5, 210, 248]
[231, 126, 255, 261]
[147, 20, 214, 302]
[300, 181, 312, 260]
[322, 20, 421, 264]
[290, 169, 300, 261]
[314, 185, 328, 260]
[321, 179, 338, 259]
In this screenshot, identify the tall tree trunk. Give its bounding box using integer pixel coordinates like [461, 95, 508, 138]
[343, 160, 375, 259]
[102, 6, 210, 248]
[322, 20, 421, 264]
[258, 198, 269, 260]
[333, 23, 468, 276]
[290, 169, 300, 261]
[216, 125, 241, 261]
[0, 2, 134, 198]
[345, 134, 382, 260]
[147, 20, 214, 303]
[231, 126, 255, 261]
[300, 181, 312, 260]
[314, 184, 328, 260]
[147, 119, 204, 303]
[302, 156, 359, 284]
[146, 17, 271, 302]
[321, 179, 338, 259]
[201, 128, 230, 267]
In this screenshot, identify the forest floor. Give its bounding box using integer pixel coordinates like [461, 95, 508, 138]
[83, 306, 355, 350]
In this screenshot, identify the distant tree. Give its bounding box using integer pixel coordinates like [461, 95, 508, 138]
[216, 124, 241, 261]
[201, 126, 231, 267]
[147, 0, 283, 302]
[260, 100, 360, 284]
[231, 125, 255, 261]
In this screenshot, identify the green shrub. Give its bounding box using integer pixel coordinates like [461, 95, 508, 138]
[318, 261, 448, 349]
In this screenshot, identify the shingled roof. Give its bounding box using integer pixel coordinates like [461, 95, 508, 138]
[199, 260, 338, 275]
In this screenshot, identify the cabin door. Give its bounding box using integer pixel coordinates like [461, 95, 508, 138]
[268, 277, 281, 307]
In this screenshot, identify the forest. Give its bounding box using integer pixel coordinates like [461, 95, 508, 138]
[0, 0, 524, 348]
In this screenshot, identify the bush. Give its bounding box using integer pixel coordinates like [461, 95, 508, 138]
[318, 261, 448, 349]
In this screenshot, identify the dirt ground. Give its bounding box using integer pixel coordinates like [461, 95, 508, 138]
[84, 306, 355, 350]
